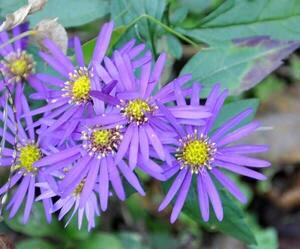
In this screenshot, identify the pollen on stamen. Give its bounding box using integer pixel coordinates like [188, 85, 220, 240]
[14, 144, 41, 174]
[121, 99, 157, 125]
[81, 126, 122, 159]
[176, 131, 216, 174]
[0, 50, 35, 83]
[62, 67, 93, 105]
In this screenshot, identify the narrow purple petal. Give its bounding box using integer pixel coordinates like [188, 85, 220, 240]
[197, 173, 210, 221]
[211, 108, 253, 142]
[73, 36, 85, 66]
[170, 171, 192, 223]
[212, 168, 247, 204]
[158, 168, 188, 211]
[216, 154, 270, 168]
[99, 158, 109, 211]
[23, 176, 35, 223]
[217, 121, 260, 147]
[92, 21, 114, 63]
[108, 157, 126, 201]
[118, 160, 145, 196]
[129, 125, 139, 169]
[216, 161, 266, 180]
[203, 170, 223, 221]
[115, 124, 134, 163]
[80, 158, 100, 207]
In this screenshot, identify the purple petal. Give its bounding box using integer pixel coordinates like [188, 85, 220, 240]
[211, 108, 253, 142]
[217, 121, 260, 147]
[108, 157, 126, 201]
[35, 146, 81, 167]
[170, 171, 192, 223]
[115, 124, 134, 163]
[216, 154, 270, 168]
[99, 158, 109, 211]
[129, 125, 139, 169]
[139, 127, 149, 161]
[212, 168, 247, 204]
[118, 160, 145, 196]
[23, 176, 35, 223]
[197, 173, 210, 221]
[92, 21, 114, 63]
[73, 36, 85, 66]
[216, 161, 266, 180]
[80, 158, 100, 207]
[158, 168, 188, 211]
[202, 170, 223, 221]
[145, 125, 165, 160]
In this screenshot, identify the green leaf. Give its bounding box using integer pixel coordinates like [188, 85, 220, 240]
[180, 38, 300, 96]
[183, 181, 256, 245]
[29, 0, 109, 28]
[166, 34, 183, 59]
[179, 0, 300, 45]
[82, 26, 127, 63]
[0, 0, 26, 18]
[110, 0, 166, 50]
[119, 232, 149, 249]
[249, 228, 278, 249]
[169, 6, 188, 25]
[212, 98, 259, 132]
[4, 203, 62, 238]
[17, 239, 57, 249]
[78, 233, 124, 249]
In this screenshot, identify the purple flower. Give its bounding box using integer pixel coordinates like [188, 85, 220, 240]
[26, 21, 151, 141]
[36, 176, 100, 231]
[158, 83, 270, 223]
[35, 120, 146, 212]
[0, 95, 53, 223]
[0, 23, 38, 115]
[87, 52, 211, 174]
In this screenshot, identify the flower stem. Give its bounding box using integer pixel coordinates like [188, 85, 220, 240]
[0, 30, 37, 50]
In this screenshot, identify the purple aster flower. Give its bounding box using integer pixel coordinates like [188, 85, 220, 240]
[157, 83, 270, 223]
[0, 94, 53, 223]
[26, 21, 151, 141]
[36, 174, 100, 231]
[0, 23, 40, 116]
[87, 52, 211, 172]
[34, 119, 147, 212]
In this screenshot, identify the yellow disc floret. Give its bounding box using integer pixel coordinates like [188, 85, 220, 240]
[10, 58, 28, 76]
[19, 145, 41, 172]
[91, 130, 111, 147]
[182, 140, 209, 166]
[72, 75, 91, 102]
[124, 99, 151, 124]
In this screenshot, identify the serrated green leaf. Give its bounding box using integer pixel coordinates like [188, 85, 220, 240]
[78, 233, 124, 249]
[29, 0, 109, 28]
[179, 0, 300, 45]
[4, 203, 62, 238]
[181, 38, 300, 96]
[17, 239, 57, 249]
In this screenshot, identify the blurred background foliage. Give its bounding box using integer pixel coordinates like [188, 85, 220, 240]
[1, 0, 300, 248]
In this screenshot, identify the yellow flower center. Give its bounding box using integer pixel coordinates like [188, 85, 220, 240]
[182, 140, 209, 166]
[124, 99, 151, 123]
[10, 58, 28, 76]
[91, 130, 111, 147]
[72, 75, 91, 102]
[19, 145, 41, 172]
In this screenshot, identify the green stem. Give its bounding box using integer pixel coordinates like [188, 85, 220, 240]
[126, 14, 201, 50]
[0, 30, 37, 50]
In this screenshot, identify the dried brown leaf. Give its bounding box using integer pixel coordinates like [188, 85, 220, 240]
[33, 18, 68, 54]
[0, 0, 47, 32]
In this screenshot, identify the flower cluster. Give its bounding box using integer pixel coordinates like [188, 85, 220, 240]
[0, 21, 270, 229]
